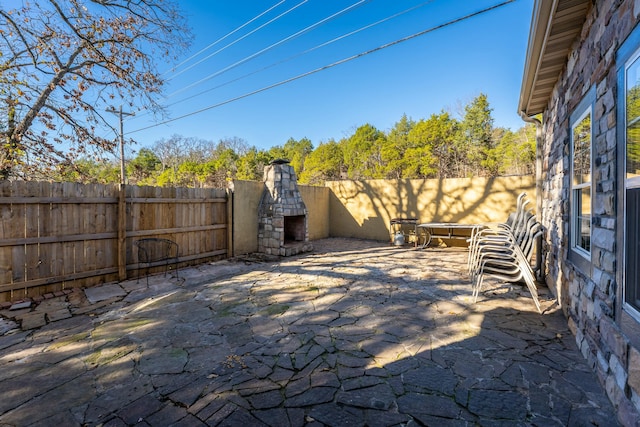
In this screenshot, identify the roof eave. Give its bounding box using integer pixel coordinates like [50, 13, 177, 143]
[518, 0, 591, 118]
[519, 0, 557, 118]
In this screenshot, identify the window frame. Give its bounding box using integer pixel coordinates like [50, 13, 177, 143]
[568, 86, 595, 273]
[622, 46, 640, 322]
[616, 22, 640, 338]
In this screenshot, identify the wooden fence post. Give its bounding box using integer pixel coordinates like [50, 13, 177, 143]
[227, 188, 233, 258]
[118, 183, 127, 281]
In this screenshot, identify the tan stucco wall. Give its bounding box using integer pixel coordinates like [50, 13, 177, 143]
[230, 180, 331, 256]
[229, 180, 263, 256]
[326, 176, 536, 241]
[300, 185, 330, 241]
[231, 176, 535, 253]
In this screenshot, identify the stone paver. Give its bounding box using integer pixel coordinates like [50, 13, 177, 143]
[0, 238, 623, 426]
[84, 283, 127, 304]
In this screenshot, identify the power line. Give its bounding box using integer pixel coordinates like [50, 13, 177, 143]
[128, 0, 515, 135]
[168, 0, 369, 98]
[168, 2, 286, 75]
[129, 0, 434, 123]
[166, 0, 296, 81]
[128, 0, 309, 121]
[162, 0, 436, 111]
[166, 0, 310, 94]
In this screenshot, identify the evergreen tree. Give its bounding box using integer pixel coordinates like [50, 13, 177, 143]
[381, 114, 415, 179]
[237, 147, 271, 181]
[460, 93, 494, 176]
[299, 139, 344, 184]
[407, 112, 458, 178]
[128, 148, 161, 184]
[342, 124, 386, 179]
[283, 137, 314, 176]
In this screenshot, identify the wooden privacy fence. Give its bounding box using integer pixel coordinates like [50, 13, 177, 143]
[0, 181, 229, 302]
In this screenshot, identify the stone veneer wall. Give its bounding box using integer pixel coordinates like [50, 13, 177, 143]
[539, 0, 640, 423]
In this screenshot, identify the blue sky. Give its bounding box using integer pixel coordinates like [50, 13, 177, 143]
[122, 0, 534, 152]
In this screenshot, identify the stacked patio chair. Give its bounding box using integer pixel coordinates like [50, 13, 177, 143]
[467, 193, 543, 313]
[467, 192, 529, 271]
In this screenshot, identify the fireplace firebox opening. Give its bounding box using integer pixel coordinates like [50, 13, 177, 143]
[284, 215, 305, 243]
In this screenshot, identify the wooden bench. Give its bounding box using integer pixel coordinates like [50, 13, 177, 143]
[135, 238, 180, 285]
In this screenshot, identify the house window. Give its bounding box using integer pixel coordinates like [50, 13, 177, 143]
[569, 86, 595, 269]
[624, 50, 640, 315]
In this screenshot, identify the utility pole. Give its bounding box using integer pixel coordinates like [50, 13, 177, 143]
[106, 105, 134, 282]
[106, 105, 135, 184]
[1, 97, 17, 180]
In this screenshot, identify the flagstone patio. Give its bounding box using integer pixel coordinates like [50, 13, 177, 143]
[0, 238, 619, 426]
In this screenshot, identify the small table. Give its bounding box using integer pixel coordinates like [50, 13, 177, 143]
[417, 223, 483, 248]
[389, 218, 419, 246]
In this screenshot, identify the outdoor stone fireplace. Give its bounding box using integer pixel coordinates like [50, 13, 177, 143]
[258, 160, 313, 256]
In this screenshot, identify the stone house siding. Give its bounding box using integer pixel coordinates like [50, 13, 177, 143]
[539, 0, 640, 422]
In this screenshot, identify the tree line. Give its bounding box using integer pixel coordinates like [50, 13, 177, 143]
[51, 93, 536, 187]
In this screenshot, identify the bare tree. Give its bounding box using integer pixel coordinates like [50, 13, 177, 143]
[218, 136, 250, 156]
[153, 134, 187, 174]
[0, 0, 190, 179]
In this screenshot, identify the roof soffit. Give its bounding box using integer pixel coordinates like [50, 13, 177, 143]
[519, 0, 591, 117]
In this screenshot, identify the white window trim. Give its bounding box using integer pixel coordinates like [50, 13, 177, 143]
[570, 106, 592, 261]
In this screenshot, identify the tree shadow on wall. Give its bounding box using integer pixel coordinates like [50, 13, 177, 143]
[327, 176, 535, 241]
